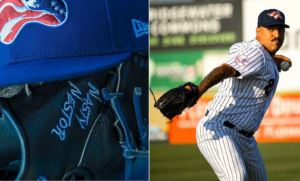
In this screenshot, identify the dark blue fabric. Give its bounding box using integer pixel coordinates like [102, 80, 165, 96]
[0, 45, 10, 67]
[257, 9, 290, 28]
[112, 157, 149, 181]
[0, 0, 149, 86]
[11, 0, 113, 63]
[106, 0, 149, 52]
[0, 52, 132, 86]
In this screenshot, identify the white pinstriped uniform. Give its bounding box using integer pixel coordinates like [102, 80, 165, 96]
[196, 39, 279, 181]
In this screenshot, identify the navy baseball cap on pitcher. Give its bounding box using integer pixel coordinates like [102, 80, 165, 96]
[0, 0, 149, 86]
[258, 9, 290, 28]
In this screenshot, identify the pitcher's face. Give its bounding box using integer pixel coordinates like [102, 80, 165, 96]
[256, 25, 285, 54]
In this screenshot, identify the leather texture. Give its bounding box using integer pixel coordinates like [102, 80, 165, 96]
[154, 82, 199, 122]
[0, 53, 149, 180]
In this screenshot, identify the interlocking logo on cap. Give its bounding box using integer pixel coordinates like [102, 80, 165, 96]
[0, 0, 68, 45]
[267, 11, 283, 20]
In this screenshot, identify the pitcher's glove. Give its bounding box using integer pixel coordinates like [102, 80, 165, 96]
[0, 52, 148, 181]
[153, 82, 199, 122]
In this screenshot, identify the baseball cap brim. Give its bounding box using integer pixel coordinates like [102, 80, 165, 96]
[0, 52, 132, 86]
[261, 22, 290, 28]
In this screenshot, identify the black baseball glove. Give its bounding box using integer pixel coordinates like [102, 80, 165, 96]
[153, 82, 199, 122]
[0, 52, 149, 180]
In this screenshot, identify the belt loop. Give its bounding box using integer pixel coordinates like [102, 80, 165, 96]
[205, 110, 209, 116]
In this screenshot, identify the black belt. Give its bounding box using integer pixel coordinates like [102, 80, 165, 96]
[205, 110, 254, 138]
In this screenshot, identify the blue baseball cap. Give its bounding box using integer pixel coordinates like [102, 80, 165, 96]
[0, 0, 149, 86]
[258, 9, 290, 28]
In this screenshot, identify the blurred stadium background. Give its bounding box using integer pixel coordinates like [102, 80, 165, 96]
[149, 0, 300, 180]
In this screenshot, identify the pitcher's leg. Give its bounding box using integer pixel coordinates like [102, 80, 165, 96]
[197, 132, 248, 181]
[244, 144, 268, 181]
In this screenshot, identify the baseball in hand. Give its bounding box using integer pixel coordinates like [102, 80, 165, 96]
[280, 61, 290, 71]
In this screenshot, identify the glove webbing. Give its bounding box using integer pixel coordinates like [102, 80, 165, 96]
[133, 87, 148, 151]
[102, 88, 148, 181]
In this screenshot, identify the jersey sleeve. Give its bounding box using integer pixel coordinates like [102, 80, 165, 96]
[229, 42, 246, 58]
[226, 46, 265, 79]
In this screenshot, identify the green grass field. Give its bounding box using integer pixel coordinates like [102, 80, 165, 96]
[150, 142, 300, 181]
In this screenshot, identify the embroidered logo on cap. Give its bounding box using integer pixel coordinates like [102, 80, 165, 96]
[0, 0, 68, 45]
[132, 19, 148, 38]
[235, 54, 249, 67]
[268, 11, 283, 20]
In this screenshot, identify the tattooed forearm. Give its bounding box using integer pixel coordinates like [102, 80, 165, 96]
[197, 64, 236, 98]
[197, 68, 225, 97]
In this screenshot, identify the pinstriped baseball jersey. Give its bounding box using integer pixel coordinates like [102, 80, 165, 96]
[206, 39, 279, 132]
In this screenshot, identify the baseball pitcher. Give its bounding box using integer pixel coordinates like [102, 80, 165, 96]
[154, 9, 291, 181]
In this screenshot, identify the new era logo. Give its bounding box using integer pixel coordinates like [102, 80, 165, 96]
[132, 19, 148, 38]
[268, 11, 283, 19]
